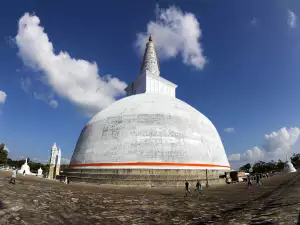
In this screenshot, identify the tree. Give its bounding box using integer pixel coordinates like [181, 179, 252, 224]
[239, 163, 251, 172]
[0, 143, 8, 165]
[253, 161, 267, 173]
[239, 159, 285, 173]
[276, 159, 284, 170]
[290, 153, 300, 167]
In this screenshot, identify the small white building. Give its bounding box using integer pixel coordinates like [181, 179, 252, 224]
[18, 158, 33, 175]
[37, 167, 43, 177]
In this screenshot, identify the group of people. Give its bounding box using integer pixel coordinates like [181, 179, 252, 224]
[184, 174, 262, 198]
[247, 173, 262, 188]
[185, 179, 203, 197]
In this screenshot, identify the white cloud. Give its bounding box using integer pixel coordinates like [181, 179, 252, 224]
[229, 146, 264, 162]
[21, 77, 31, 93]
[250, 17, 258, 26]
[61, 158, 70, 165]
[21, 77, 58, 108]
[242, 146, 265, 162]
[228, 127, 300, 166]
[0, 91, 7, 104]
[15, 13, 127, 114]
[31, 157, 69, 165]
[33, 92, 58, 108]
[32, 158, 48, 163]
[135, 5, 206, 70]
[224, 127, 235, 133]
[228, 153, 240, 161]
[263, 127, 300, 159]
[288, 10, 297, 28]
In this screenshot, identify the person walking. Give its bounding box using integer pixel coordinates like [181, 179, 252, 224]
[64, 176, 68, 184]
[185, 180, 192, 196]
[9, 167, 17, 185]
[247, 174, 252, 188]
[256, 174, 261, 187]
[195, 179, 202, 197]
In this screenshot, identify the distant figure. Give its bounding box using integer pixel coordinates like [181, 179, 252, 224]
[23, 170, 25, 176]
[64, 176, 68, 184]
[206, 181, 209, 188]
[195, 179, 202, 197]
[9, 167, 17, 185]
[256, 174, 261, 187]
[247, 175, 252, 188]
[185, 180, 192, 196]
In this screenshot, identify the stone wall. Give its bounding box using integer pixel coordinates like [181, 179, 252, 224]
[62, 168, 227, 187]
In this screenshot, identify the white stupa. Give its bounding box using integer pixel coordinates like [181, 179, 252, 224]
[19, 158, 32, 175]
[69, 36, 230, 172]
[284, 161, 296, 173]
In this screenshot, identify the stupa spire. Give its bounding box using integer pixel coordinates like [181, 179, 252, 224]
[140, 35, 160, 76]
[124, 34, 177, 97]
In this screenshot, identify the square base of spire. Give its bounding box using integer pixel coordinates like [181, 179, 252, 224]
[125, 71, 177, 97]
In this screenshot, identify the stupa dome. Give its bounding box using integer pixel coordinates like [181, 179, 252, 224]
[70, 93, 230, 170]
[21, 163, 30, 172]
[19, 158, 32, 175]
[284, 161, 296, 173]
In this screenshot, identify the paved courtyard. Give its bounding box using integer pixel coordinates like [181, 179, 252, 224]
[0, 171, 300, 225]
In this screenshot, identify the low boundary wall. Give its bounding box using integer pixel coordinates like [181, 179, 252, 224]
[62, 168, 228, 187]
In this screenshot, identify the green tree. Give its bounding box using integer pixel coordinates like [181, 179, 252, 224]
[239, 163, 251, 172]
[0, 143, 8, 165]
[253, 161, 267, 173]
[290, 153, 300, 167]
[276, 159, 284, 170]
[242, 160, 285, 173]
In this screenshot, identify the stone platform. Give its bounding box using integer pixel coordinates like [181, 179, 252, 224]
[1, 171, 300, 224]
[62, 168, 228, 186]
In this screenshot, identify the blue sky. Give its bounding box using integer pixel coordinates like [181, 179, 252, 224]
[0, 0, 300, 167]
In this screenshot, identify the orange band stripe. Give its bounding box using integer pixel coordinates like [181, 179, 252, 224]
[69, 162, 230, 168]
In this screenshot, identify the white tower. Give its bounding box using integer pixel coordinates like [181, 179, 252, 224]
[49, 143, 58, 165]
[57, 148, 61, 165]
[55, 148, 62, 176]
[48, 143, 61, 179]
